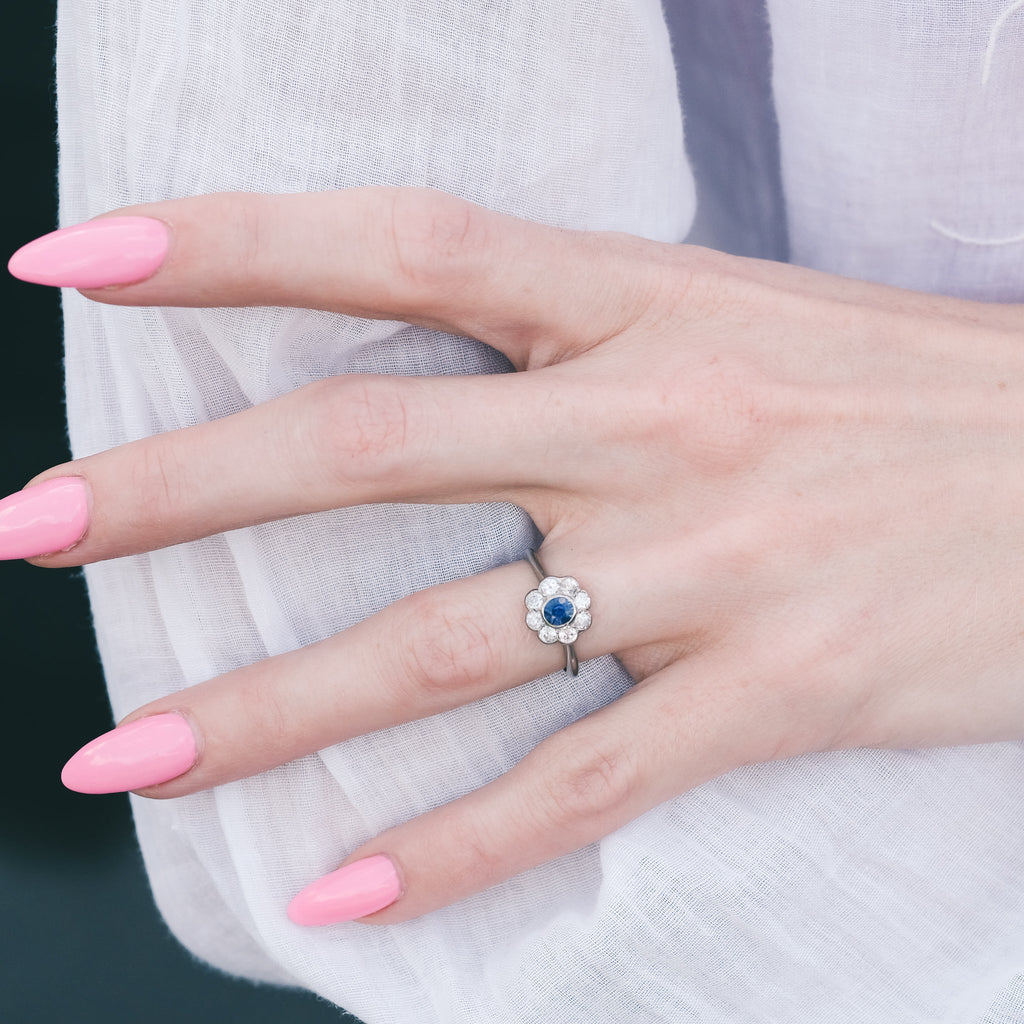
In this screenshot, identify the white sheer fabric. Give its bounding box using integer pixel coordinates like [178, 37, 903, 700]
[54, 1, 1023, 1021]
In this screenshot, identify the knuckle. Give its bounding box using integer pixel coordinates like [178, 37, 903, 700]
[774, 618, 878, 751]
[535, 735, 643, 827]
[383, 188, 490, 304]
[228, 666, 294, 749]
[644, 252, 783, 474]
[679, 355, 775, 472]
[652, 244, 737, 318]
[442, 814, 507, 888]
[390, 588, 500, 703]
[303, 375, 423, 486]
[691, 509, 782, 593]
[131, 438, 190, 533]
[220, 191, 267, 286]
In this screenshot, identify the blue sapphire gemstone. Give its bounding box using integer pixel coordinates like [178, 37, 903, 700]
[543, 596, 576, 628]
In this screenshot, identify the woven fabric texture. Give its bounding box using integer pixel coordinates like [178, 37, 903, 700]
[54, 1, 1023, 1020]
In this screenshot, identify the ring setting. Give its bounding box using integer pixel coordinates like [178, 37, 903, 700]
[524, 550, 591, 675]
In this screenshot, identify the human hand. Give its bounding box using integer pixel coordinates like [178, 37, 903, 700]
[5, 188, 1024, 925]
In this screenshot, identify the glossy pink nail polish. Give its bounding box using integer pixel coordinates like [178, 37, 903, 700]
[287, 855, 402, 926]
[61, 713, 197, 794]
[8, 216, 169, 288]
[0, 477, 89, 560]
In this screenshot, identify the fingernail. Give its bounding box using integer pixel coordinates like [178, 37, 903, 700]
[287, 855, 402, 926]
[0, 477, 89, 560]
[8, 216, 169, 288]
[61, 713, 198, 794]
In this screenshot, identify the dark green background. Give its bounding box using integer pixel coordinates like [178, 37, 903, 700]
[0, 6, 351, 1022]
[1, 4, 780, 1022]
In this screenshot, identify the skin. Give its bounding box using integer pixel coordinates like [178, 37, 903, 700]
[24, 186, 1024, 924]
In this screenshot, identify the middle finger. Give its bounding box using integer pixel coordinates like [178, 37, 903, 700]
[6, 368, 571, 567]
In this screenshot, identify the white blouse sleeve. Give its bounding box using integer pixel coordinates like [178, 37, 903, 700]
[54, 0, 1023, 1020]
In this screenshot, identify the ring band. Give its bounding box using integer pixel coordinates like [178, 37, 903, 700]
[524, 549, 592, 676]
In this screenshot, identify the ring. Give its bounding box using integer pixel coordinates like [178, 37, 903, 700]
[524, 549, 592, 676]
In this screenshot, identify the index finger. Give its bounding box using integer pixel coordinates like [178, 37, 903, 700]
[9, 187, 663, 367]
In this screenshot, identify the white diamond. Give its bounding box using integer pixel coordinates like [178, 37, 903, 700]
[560, 576, 579, 596]
[539, 577, 559, 596]
[526, 610, 544, 631]
[525, 590, 544, 610]
[575, 590, 591, 611]
[574, 610, 592, 631]
[557, 626, 579, 644]
[539, 626, 559, 644]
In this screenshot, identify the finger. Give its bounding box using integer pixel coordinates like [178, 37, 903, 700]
[11, 362, 581, 567]
[10, 188, 665, 367]
[285, 654, 790, 926]
[60, 544, 710, 799]
[58, 554, 601, 796]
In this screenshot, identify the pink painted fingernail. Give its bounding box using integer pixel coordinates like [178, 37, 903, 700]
[8, 216, 169, 288]
[287, 855, 402, 926]
[0, 477, 89, 560]
[61, 713, 198, 794]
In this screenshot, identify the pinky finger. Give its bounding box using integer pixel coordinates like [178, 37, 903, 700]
[287, 656, 783, 926]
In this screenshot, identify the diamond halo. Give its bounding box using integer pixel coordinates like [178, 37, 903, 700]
[524, 575, 592, 646]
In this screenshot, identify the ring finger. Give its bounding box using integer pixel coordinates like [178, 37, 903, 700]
[60, 546, 653, 797]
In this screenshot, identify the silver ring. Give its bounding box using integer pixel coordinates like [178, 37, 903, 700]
[524, 549, 592, 676]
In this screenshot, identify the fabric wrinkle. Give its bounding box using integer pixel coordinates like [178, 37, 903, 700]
[54, 0, 1024, 1020]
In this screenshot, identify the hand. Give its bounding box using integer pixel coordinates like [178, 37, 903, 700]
[6, 187, 1024, 925]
